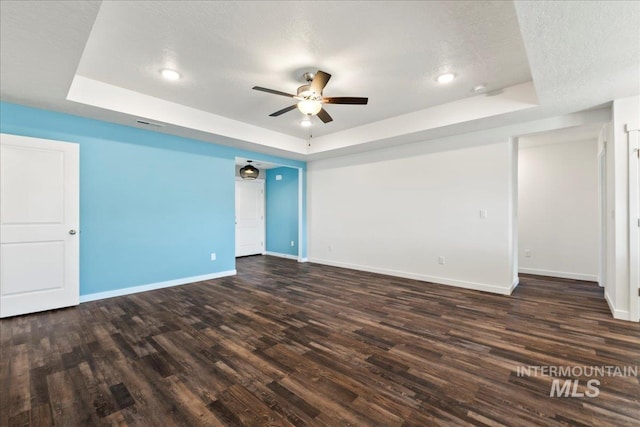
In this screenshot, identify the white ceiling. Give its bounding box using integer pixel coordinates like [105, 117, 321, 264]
[1, 1, 638, 160]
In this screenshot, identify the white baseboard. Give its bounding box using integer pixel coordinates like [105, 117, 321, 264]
[298, 257, 308, 263]
[308, 258, 512, 295]
[605, 291, 630, 321]
[518, 268, 597, 282]
[264, 251, 299, 260]
[509, 277, 520, 294]
[79, 270, 236, 303]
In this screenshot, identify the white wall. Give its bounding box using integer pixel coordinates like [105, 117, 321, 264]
[518, 139, 598, 280]
[308, 139, 517, 294]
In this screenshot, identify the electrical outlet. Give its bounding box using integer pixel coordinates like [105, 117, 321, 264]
[291, 241, 295, 247]
[480, 209, 488, 219]
[328, 245, 332, 252]
[210, 252, 216, 261]
[438, 256, 445, 265]
[524, 249, 531, 258]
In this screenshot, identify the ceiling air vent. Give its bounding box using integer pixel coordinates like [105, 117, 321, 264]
[136, 119, 165, 127]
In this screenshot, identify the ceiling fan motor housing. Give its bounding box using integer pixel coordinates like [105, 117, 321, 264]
[297, 84, 319, 100]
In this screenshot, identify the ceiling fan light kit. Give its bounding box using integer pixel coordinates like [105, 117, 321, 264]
[297, 99, 322, 115]
[252, 70, 368, 124]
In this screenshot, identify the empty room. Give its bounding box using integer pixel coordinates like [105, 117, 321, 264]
[1, 1, 639, 426]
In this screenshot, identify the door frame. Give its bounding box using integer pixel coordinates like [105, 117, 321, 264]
[627, 124, 639, 322]
[513, 126, 607, 301]
[297, 167, 305, 262]
[598, 133, 607, 287]
[235, 160, 305, 262]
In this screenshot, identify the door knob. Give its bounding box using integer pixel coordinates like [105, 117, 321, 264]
[69, 229, 77, 235]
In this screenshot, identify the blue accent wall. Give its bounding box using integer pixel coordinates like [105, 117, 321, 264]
[0, 102, 306, 296]
[265, 167, 299, 256]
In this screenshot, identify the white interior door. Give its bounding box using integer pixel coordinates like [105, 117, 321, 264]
[0, 133, 80, 318]
[235, 179, 264, 257]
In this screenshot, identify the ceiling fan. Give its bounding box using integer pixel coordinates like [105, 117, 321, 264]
[252, 70, 368, 124]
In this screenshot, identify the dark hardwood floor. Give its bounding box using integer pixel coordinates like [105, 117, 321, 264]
[1, 256, 639, 426]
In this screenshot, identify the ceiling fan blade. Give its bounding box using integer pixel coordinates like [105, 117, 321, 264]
[253, 86, 295, 98]
[317, 108, 333, 123]
[310, 71, 331, 94]
[269, 104, 298, 117]
[323, 97, 368, 105]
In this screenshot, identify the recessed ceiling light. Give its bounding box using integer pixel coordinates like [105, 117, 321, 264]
[300, 117, 312, 127]
[160, 69, 181, 81]
[473, 84, 487, 93]
[436, 72, 456, 84]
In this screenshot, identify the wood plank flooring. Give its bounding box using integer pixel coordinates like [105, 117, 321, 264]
[1, 255, 639, 426]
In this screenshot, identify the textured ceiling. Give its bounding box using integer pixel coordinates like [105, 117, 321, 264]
[0, 0, 101, 111]
[1, 1, 638, 160]
[75, 1, 531, 138]
[514, 0, 640, 106]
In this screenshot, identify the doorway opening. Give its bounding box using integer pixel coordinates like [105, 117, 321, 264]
[234, 157, 304, 263]
[514, 123, 606, 301]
